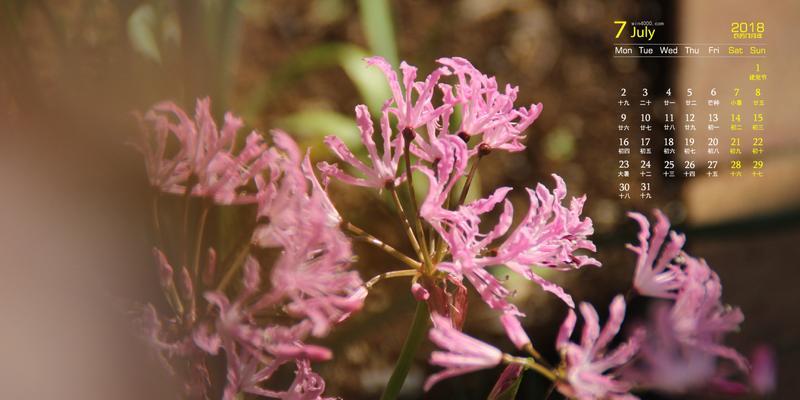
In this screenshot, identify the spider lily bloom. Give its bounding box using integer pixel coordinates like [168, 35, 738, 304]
[499, 174, 599, 308]
[253, 130, 344, 246]
[626, 211, 687, 299]
[204, 257, 268, 353]
[437, 57, 543, 153]
[200, 257, 337, 400]
[408, 107, 467, 167]
[366, 56, 451, 131]
[135, 98, 272, 204]
[319, 104, 405, 189]
[624, 303, 719, 393]
[419, 162, 520, 317]
[556, 295, 642, 400]
[204, 130, 276, 204]
[425, 314, 503, 391]
[252, 130, 309, 248]
[252, 134, 364, 336]
[133, 106, 191, 194]
[669, 256, 749, 371]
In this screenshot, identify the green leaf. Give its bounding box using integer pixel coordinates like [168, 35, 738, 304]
[127, 4, 161, 63]
[337, 44, 392, 115]
[241, 43, 391, 120]
[275, 109, 360, 147]
[357, 0, 398, 66]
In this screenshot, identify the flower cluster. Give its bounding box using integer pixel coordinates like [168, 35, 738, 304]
[621, 211, 754, 395]
[133, 56, 773, 400]
[424, 210, 772, 400]
[135, 99, 363, 399]
[320, 56, 597, 348]
[133, 98, 273, 204]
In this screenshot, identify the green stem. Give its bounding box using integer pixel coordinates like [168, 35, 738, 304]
[503, 355, 557, 382]
[402, 141, 433, 272]
[215, 240, 251, 292]
[151, 193, 163, 247]
[456, 155, 481, 206]
[344, 222, 421, 269]
[389, 187, 422, 259]
[192, 203, 211, 280]
[365, 269, 419, 290]
[380, 301, 429, 400]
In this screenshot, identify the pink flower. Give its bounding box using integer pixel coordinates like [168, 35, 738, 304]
[623, 303, 719, 393]
[556, 295, 642, 400]
[500, 313, 532, 350]
[421, 172, 598, 317]
[251, 133, 364, 336]
[624, 294, 754, 395]
[499, 174, 600, 307]
[437, 57, 543, 152]
[669, 256, 749, 371]
[319, 104, 404, 189]
[419, 167, 522, 317]
[134, 98, 272, 204]
[425, 314, 503, 391]
[278, 359, 335, 400]
[251, 130, 310, 248]
[626, 211, 687, 299]
[200, 256, 338, 399]
[366, 56, 451, 131]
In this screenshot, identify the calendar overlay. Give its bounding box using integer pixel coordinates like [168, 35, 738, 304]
[613, 41, 768, 201]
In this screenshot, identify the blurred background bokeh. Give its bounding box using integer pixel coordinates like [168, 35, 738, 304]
[1, 0, 798, 399]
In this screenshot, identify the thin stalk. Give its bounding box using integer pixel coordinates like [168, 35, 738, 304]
[181, 186, 193, 266]
[151, 193, 163, 246]
[365, 269, 419, 290]
[380, 301, 429, 400]
[192, 203, 211, 280]
[543, 383, 557, 400]
[456, 155, 481, 206]
[402, 143, 433, 272]
[150, 192, 183, 318]
[164, 281, 185, 320]
[503, 355, 557, 382]
[389, 187, 422, 259]
[216, 241, 252, 292]
[524, 343, 546, 364]
[344, 222, 421, 269]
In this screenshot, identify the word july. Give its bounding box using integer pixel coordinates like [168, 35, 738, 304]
[614, 21, 657, 41]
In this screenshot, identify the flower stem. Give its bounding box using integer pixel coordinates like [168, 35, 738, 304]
[365, 269, 419, 289]
[344, 222, 421, 269]
[456, 155, 481, 206]
[389, 187, 422, 260]
[192, 203, 211, 280]
[215, 240, 251, 293]
[503, 354, 557, 382]
[151, 193, 163, 246]
[380, 300, 429, 400]
[402, 143, 433, 272]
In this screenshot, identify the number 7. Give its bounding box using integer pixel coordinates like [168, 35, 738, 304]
[614, 21, 627, 39]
